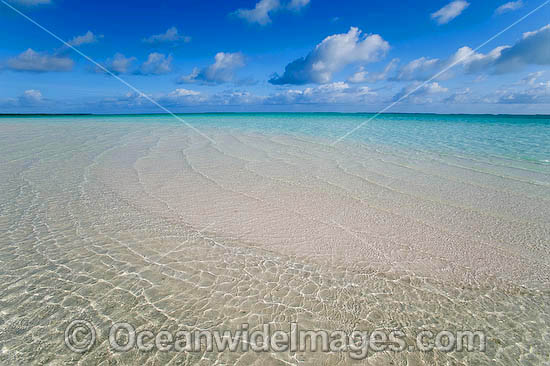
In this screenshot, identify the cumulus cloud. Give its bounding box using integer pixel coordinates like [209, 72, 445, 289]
[156, 88, 206, 106]
[519, 71, 545, 86]
[94, 53, 175, 76]
[431, 1, 469, 25]
[0, 89, 48, 110]
[95, 53, 136, 74]
[91, 82, 382, 110]
[354, 24, 550, 83]
[138, 53, 173, 75]
[210, 90, 263, 105]
[347, 66, 370, 83]
[56, 31, 102, 55]
[159, 89, 263, 107]
[161, 83, 379, 106]
[497, 82, 550, 104]
[178, 52, 245, 84]
[142, 27, 191, 44]
[347, 58, 399, 83]
[495, 0, 524, 14]
[19, 89, 44, 105]
[68, 31, 102, 47]
[232, 0, 312, 25]
[265, 82, 378, 104]
[106, 53, 136, 74]
[392, 45, 508, 81]
[137, 88, 265, 108]
[394, 57, 442, 81]
[5, 49, 73, 72]
[233, 0, 280, 25]
[167, 88, 201, 97]
[443, 88, 475, 104]
[92, 92, 154, 110]
[454, 46, 509, 73]
[269, 27, 389, 85]
[393, 82, 449, 103]
[495, 25, 550, 73]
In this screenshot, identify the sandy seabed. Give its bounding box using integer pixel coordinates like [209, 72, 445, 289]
[0, 120, 549, 365]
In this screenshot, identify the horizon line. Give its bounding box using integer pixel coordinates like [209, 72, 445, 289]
[2, 112, 550, 118]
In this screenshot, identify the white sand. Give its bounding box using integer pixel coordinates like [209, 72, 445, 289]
[1, 121, 549, 365]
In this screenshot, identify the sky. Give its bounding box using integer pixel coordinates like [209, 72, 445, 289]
[1, 0, 550, 114]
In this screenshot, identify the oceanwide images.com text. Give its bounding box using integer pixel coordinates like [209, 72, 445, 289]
[65, 320, 487, 360]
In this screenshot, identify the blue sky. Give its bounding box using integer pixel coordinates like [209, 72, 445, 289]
[1, 0, 550, 113]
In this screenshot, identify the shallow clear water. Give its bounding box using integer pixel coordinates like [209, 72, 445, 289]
[1, 113, 549, 365]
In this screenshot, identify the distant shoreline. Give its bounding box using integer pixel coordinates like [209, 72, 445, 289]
[0, 113, 93, 117]
[2, 112, 550, 118]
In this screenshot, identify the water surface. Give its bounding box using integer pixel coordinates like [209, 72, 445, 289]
[1, 113, 549, 365]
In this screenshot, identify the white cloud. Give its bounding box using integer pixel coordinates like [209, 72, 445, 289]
[178, 52, 245, 84]
[97, 82, 381, 109]
[392, 45, 507, 81]
[19, 89, 43, 105]
[288, 0, 309, 11]
[107, 53, 135, 74]
[157, 88, 264, 107]
[394, 57, 442, 81]
[0, 89, 47, 110]
[265, 82, 378, 104]
[431, 1, 469, 25]
[68, 31, 102, 47]
[444, 88, 474, 104]
[497, 82, 550, 104]
[347, 66, 370, 83]
[95, 53, 175, 76]
[142, 27, 191, 44]
[391, 24, 550, 81]
[495, 24, 550, 73]
[95, 53, 136, 74]
[270, 27, 389, 85]
[495, 0, 524, 14]
[522, 25, 550, 39]
[393, 82, 449, 103]
[453, 46, 508, 73]
[347, 58, 399, 83]
[156, 89, 207, 106]
[93, 92, 153, 110]
[234, 0, 280, 25]
[209, 90, 264, 105]
[168, 88, 201, 97]
[520, 71, 545, 85]
[6, 49, 73, 72]
[232, 0, 311, 25]
[139, 53, 173, 75]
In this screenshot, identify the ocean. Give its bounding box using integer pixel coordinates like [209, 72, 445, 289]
[1, 113, 549, 365]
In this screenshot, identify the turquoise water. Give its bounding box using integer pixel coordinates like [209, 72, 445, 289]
[5, 113, 550, 164]
[1, 113, 550, 365]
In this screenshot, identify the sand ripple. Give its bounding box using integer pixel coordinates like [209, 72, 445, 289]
[0, 120, 549, 365]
